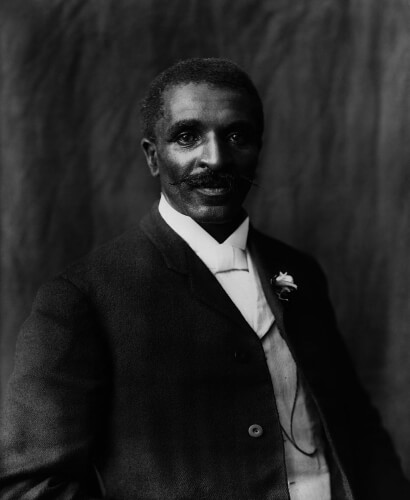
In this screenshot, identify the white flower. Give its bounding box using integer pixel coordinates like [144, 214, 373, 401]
[271, 272, 298, 301]
[275, 272, 297, 288]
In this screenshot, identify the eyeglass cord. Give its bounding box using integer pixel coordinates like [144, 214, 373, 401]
[280, 370, 318, 458]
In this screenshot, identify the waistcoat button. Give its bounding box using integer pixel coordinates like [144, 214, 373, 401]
[248, 424, 263, 438]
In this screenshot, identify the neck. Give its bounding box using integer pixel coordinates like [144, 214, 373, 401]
[198, 211, 247, 243]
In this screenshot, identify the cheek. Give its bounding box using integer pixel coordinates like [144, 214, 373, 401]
[234, 151, 259, 172]
[158, 150, 197, 179]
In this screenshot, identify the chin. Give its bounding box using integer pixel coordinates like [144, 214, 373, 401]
[188, 205, 241, 225]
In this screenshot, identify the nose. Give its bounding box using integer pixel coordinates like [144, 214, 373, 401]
[199, 134, 229, 171]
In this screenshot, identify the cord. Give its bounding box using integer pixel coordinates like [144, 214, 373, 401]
[280, 371, 318, 457]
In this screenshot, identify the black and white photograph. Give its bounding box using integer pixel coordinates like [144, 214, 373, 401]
[1, 1, 410, 498]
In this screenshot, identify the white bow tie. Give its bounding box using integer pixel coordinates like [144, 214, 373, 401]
[212, 246, 249, 274]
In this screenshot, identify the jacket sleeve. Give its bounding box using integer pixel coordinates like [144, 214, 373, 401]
[0, 276, 108, 499]
[303, 258, 410, 499]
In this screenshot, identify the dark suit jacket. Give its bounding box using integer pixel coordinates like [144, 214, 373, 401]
[1, 204, 409, 499]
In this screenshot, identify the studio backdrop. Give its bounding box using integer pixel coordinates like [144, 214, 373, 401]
[1, 0, 410, 475]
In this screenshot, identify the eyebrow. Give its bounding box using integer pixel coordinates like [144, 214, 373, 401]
[166, 118, 257, 140]
[166, 119, 202, 139]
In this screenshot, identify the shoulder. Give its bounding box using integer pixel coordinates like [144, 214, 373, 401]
[250, 227, 326, 283]
[249, 227, 332, 306]
[58, 220, 161, 294]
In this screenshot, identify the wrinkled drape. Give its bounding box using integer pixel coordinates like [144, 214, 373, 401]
[1, 0, 409, 475]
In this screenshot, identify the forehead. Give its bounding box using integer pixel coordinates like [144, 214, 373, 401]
[159, 82, 259, 128]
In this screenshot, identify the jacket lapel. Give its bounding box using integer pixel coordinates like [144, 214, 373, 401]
[141, 204, 254, 331]
[248, 227, 288, 338]
[186, 248, 255, 330]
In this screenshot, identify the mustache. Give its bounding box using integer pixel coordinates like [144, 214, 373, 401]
[169, 171, 258, 188]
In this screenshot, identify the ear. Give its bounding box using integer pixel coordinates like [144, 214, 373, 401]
[141, 138, 160, 177]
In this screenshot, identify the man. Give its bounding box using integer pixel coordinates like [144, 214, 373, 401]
[0, 58, 409, 499]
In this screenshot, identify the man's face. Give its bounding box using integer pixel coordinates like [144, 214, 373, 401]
[142, 82, 262, 224]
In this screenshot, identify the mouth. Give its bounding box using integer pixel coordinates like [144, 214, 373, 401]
[195, 186, 232, 196]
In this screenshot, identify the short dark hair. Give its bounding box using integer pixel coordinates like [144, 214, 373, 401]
[140, 57, 264, 140]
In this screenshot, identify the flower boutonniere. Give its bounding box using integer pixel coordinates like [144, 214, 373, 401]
[270, 271, 298, 301]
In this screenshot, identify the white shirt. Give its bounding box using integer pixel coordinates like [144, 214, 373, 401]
[158, 195, 331, 500]
[158, 195, 272, 336]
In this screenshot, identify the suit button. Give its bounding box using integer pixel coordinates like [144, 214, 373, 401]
[248, 424, 263, 438]
[234, 350, 250, 362]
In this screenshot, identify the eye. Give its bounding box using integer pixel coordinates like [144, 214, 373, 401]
[227, 131, 249, 146]
[176, 132, 200, 146]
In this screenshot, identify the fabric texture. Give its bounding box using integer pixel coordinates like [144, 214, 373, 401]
[262, 324, 331, 500]
[158, 195, 259, 330]
[1, 204, 409, 499]
[159, 195, 331, 499]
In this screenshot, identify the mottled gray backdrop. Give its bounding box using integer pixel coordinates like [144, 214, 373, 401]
[1, 0, 409, 475]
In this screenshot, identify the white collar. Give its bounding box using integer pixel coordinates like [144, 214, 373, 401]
[158, 194, 249, 272]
